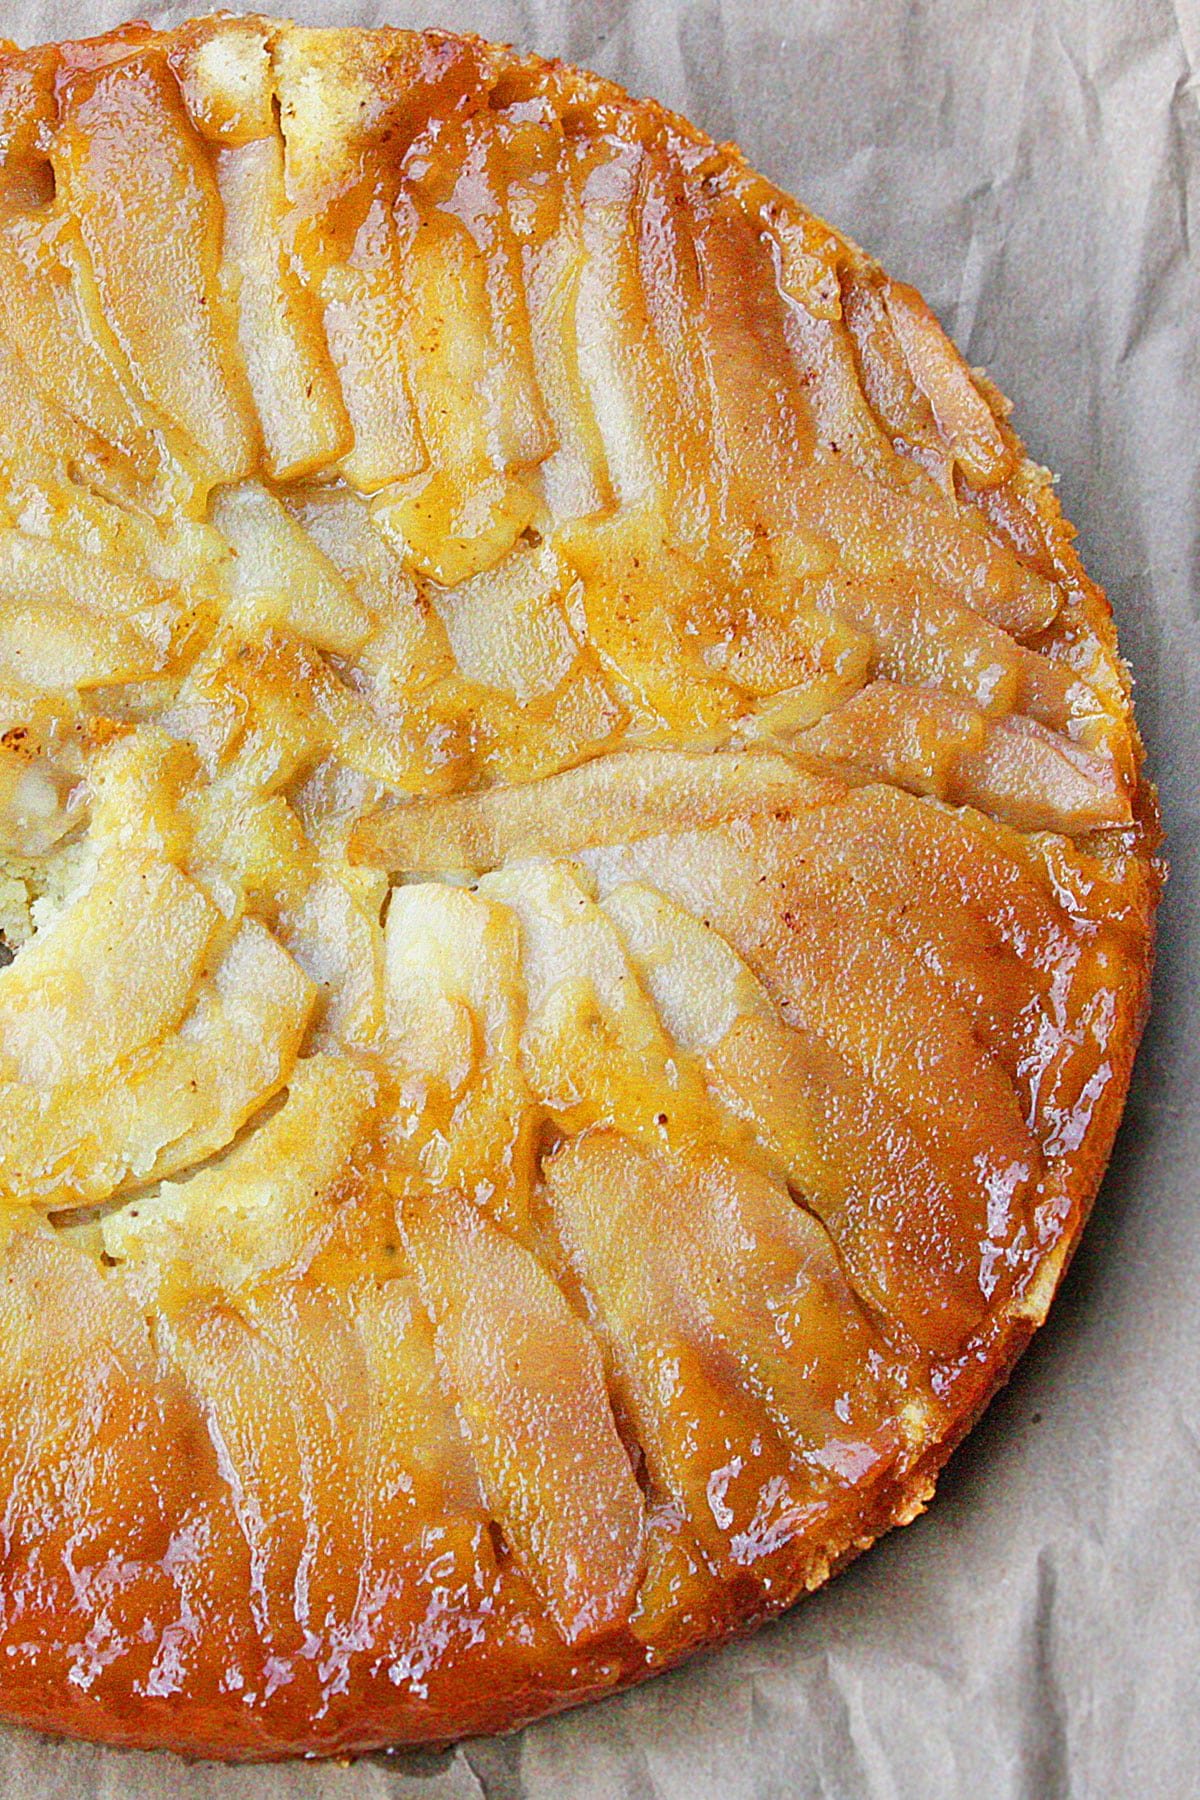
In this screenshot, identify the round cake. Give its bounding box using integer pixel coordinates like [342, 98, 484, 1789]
[0, 15, 1160, 1760]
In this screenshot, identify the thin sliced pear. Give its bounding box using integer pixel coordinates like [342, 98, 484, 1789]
[681, 166, 820, 531]
[283, 483, 454, 701]
[0, 919, 315, 1206]
[403, 1189, 645, 1644]
[581, 818, 1042, 1345]
[601, 879, 775, 1058]
[283, 862, 388, 1049]
[176, 17, 348, 486]
[884, 280, 1013, 488]
[565, 1132, 899, 1466]
[791, 680, 1130, 832]
[569, 139, 669, 511]
[798, 455, 1064, 639]
[165, 1280, 370, 1647]
[545, 1131, 855, 1574]
[708, 1009, 1001, 1352]
[104, 1054, 379, 1291]
[0, 1225, 212, 1567]
[213, 481, 371, 655]
[599, 877, 990, 1351]
[0, 209, 159, 476]
[271, 28, 428, 492]
[0, 527, 180, 690]
[809, 569, 1080, 724]
[954, 711, 1132, 832]
[0, 600, 163, 691]
[370, 195, 536, 583]
[318, 198, 429, 494]
[216, 133, 352, 482]
[479, 858, 713, 1149]
[513, 111, 613, 520]
[53, 44, 258, 485]
[431, 542, 581, 703]
[176, 13, 351, 483]
[351, 748, 820, 874]
[349, 1269, 483, 1522]
[445, 113, 553, 473]
[0, 854, 219, 1090]
[383, 881, 532, 1218]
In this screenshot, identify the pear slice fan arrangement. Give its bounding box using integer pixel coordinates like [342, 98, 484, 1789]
[0, 15, 1160, 1759]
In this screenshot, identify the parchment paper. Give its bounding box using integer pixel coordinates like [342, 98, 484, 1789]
[1, 1, 1196, 1793]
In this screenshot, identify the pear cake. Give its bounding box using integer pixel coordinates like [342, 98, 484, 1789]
[0, 13, 1160, 1760]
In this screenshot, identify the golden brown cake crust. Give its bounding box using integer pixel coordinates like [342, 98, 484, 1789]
[0, 15, 1161, 1760]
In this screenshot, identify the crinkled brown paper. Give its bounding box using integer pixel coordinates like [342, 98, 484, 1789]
[1, 1, 1197, 1793]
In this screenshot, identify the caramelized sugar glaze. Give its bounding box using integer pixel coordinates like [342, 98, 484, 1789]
[0, 16, 1159, 1757]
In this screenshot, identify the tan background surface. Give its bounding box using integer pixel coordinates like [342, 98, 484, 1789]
[1, 1, 1197, 1793]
